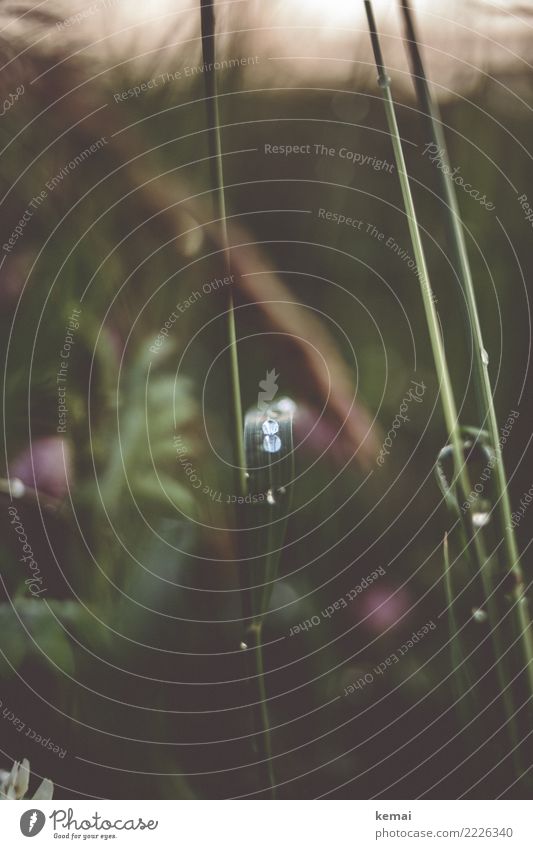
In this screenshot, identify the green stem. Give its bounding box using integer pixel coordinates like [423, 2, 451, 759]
[399, 0, 533, 697]
[364, 0, 522, 753]
[364, 2, 465, 496]
[200, 0, 274, 797]
[443, 532, 476, 726]
[200, 0, 247, 498]
[244, 621, 277, 797]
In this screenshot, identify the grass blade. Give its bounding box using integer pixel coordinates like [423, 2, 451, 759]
[200, 0, 247, 498]
[363, 0, 466, 497]
[443, 532, 476, 719]
[364, 0, 523, 760]
[398, 0, 533, 697]
[241, 397, 296, 796]
[200, 0, 277, 796]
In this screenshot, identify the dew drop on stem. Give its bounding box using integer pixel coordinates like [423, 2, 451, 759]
[263, 434, 282, 453]
[262, 418, 279, 436]
[472, 608, 488, 623]
[472, 510, 490, 528]
[10, 477, 26, 499]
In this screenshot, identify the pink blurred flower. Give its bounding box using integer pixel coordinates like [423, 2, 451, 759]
[11, 436, 72, 500]
[356, 584, 412, 634]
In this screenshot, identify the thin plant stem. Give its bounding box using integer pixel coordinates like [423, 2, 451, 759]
[443, 532, 476, 726]
[364, 0, 522, 754]
[243, 621, 277, 792]
[200, 0, 275, 797]
[200, 0, 247, 499]
[398, 0, 533, 697]
[364, 1, 466, 497]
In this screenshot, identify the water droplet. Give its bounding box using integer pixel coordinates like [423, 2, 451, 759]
[244, 472, 250, 479]
[239, 641, 248, 650]
[263, 434, 281, 453]
[11, 478, 25, 499]
[278, 486, 286, 496]
[481, 348, 489, 366]
[262, 418, 279, 436]
[472, 511, 490, 528]
[266, 489, 276, 506]
[472, 608, 488, 623]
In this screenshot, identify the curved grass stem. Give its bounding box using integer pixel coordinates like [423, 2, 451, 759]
[399, 0, 533, 698]
[364, 0, 525, 756]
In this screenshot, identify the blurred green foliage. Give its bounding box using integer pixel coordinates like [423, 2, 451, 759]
[1, 44, 532, 798]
